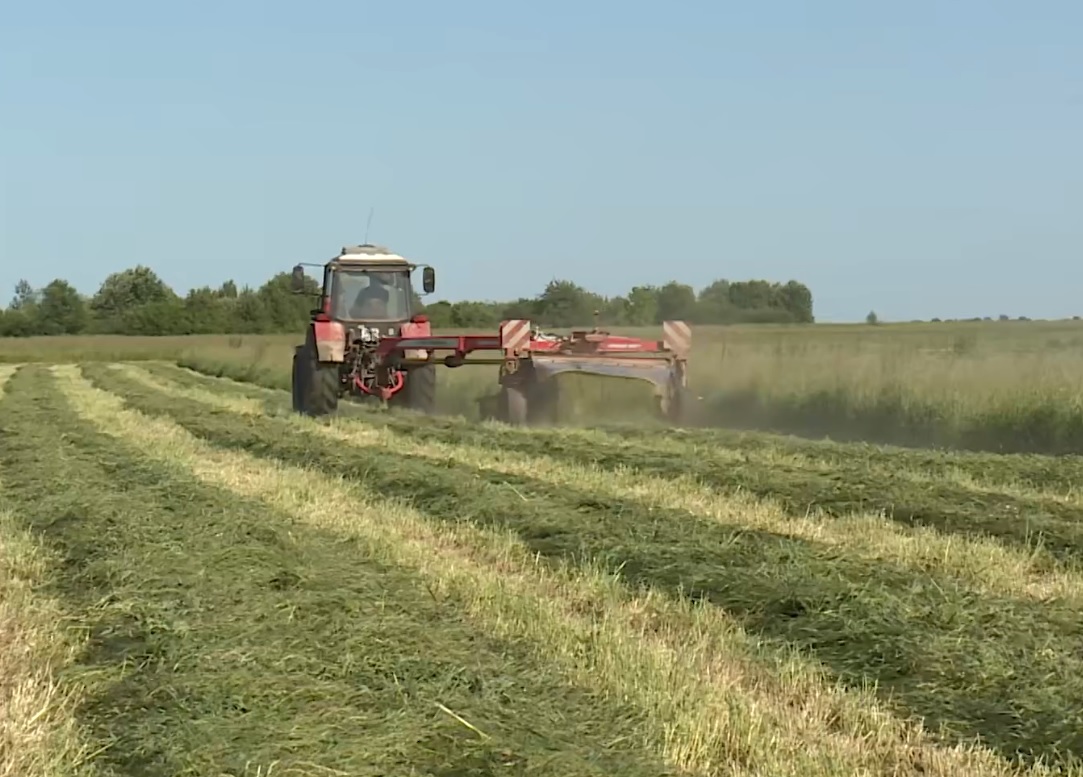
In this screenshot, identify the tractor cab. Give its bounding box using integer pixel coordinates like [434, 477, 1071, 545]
[291, 244, 435, 329]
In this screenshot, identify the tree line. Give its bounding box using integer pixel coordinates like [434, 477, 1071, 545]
[0, 266, 815, 337]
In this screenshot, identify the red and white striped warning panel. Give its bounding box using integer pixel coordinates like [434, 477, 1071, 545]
[662, 320, 691, 356]
[500, 319, 532, 353]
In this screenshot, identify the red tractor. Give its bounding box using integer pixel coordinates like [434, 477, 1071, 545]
[290, 243, 694, 425]
[289, 244, 438, 417]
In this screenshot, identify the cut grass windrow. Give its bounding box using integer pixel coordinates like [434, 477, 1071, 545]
[124, 363, 1083, 607]
[164, 359, 1083, 495]
[64, 365, 1073, 777]
[81, 363, 1083, 773]
[0, 365, 18, 394]
[0, 502, 92, 777]
[151, 362, 1083, 560]
[2, 367, 674, 776]
[0, 365, 91, 776]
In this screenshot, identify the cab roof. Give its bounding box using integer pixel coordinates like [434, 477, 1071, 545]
[332, 243, 411, 266]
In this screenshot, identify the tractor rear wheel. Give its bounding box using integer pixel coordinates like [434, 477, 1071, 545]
[291, 347, 304, 412]
[296, 344, 339, 417]
[400, 364, 437, 414]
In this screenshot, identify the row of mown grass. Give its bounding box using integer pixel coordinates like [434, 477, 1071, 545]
[80, 362, 1083, 773]
[147, 361, 1083, 563]
[0, 365, 681, 775]
[154, 361, 1083, 494]
[128, 363, 1083, 604]
[0, 364, 94, 777]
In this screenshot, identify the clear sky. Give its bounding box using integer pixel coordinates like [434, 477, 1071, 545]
[1, 1, 1080, 322]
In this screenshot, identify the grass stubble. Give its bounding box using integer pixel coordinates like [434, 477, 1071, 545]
[2, 365, 685, 776]
[128, 362, 1083, 605]
[61, 364, 1079, 776]
[103, 364, 1083, 770]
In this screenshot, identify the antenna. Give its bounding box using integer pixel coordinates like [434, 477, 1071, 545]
[364, 206, 375, 244]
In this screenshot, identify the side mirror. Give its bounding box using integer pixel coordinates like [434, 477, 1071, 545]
[290, 265, 307, 293]
[422, 266, 436, 294]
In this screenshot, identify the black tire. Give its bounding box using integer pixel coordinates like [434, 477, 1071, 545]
[399, 364, 437, 414]
[291, 347, 304, 413]
[501, 384, 529, 426]
[297, 344, 340, 417]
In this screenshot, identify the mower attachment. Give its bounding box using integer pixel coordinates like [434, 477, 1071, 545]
[369, 319, 692, 425]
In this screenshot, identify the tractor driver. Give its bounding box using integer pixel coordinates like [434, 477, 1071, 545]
[349, 272, 392, 319]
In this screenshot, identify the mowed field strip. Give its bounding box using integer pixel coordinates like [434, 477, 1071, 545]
[2, 361, 1083, 775]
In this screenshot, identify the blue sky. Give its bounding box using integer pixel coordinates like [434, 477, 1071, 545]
[1, 1, 1080, 322]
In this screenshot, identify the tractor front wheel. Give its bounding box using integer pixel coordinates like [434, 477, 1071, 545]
[295, 344, 340, 417]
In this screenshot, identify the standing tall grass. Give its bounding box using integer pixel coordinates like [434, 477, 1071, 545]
[7, 318, 1083, 453]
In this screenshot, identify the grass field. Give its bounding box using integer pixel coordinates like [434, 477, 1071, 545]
[4, 318, 1083, 454]
[4, 351, 1083, 774]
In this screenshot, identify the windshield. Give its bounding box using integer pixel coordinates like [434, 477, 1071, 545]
[329, 269, 413, 321]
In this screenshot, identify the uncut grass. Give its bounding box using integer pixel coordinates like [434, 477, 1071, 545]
[85, 365, 1083, 770]
[166, 320, 1083, 454]
[64, 367, 1067, 777]
[0, 335, 215, 364]
[146, 362, 1083, 564]
[129, 363, 1083, 607]
[0, 366, 673, 776]
[150, 361, 1083, 496]
[696, 324, 1083, 455]
[12, 317, 1083, 454]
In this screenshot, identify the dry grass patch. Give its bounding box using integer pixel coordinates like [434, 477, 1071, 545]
[0, 366, 19, 394]
[122, 363, 1083, 608]
[0, 503, 91, 777]
[56, 364, 1068, 777]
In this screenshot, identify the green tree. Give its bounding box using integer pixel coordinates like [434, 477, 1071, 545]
[695, 280, 736, 324]
[0, 261, 817, 337]
[421, 300, 455, 328]
[37, 279, 88, 334]
[500, 297, 540, 322]
[90, 265, 176, 327]
[625, 286, 660, 325]
[184, 286, 233, 334]
[656, 281, 697, 322]
[9, 279, 38, 310]
[257, 272, 320, 332]
[778, 280, 814, 323]
[535, 279, 602, 327]
[232, 288, 272, 333]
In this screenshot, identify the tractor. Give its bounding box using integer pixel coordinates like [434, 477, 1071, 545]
[289, 243, 438, 417]
[289, 242, 694, 425]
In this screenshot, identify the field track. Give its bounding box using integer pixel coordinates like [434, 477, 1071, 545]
[2, 361, 1083, 776]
